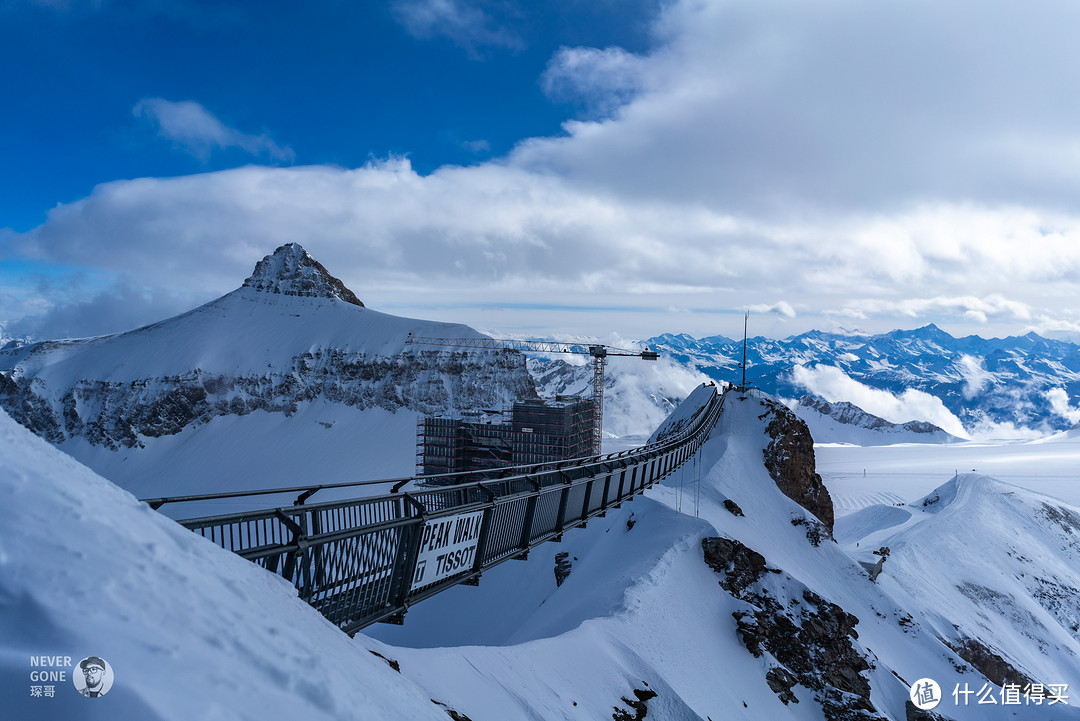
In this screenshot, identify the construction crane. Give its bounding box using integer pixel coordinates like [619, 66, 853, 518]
[405, 334, 659, 455]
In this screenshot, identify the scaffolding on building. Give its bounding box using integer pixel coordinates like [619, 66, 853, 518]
[417, 397, 597, 480]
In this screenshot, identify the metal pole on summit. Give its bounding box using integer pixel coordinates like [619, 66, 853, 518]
[741, 311, 749, 392]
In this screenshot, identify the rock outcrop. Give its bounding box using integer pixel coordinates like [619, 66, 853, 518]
[554, 552, 573, 587]
[947, 636, 1034, 688]
[243, 243, 364, 306]
[759, 397, 835, 534]
[703, 537, 884, 721]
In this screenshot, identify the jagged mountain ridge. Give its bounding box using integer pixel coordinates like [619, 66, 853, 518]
[0, 244, 537, 496]
[796, 394, 963, 445]
[646, 324, 1080, 433]
[798, 396, 944, 434]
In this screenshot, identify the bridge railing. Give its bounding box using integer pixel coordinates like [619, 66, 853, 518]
[148, 386, 727, 634]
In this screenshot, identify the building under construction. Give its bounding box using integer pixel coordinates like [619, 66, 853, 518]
[417, 397, 597, 479]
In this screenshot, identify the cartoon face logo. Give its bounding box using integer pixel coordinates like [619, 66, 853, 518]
[73, 656, 114, 698]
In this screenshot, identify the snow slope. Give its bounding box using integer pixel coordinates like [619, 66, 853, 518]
[0, 283, 481, 384]
[0, 407, 465, 721]
[837, 474, 1080, 694]
[62, 401, 420, 515]
[817, 436, 1080, 515]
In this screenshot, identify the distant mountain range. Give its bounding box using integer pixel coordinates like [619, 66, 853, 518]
[646, 325, 1080, 433]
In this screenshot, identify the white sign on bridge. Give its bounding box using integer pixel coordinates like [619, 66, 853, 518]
[410, 510, 485, 591]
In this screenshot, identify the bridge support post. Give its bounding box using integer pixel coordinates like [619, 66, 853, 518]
[516, 494, 538, 559]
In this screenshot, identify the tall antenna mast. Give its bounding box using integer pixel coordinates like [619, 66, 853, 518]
[741, 310, 749, 391]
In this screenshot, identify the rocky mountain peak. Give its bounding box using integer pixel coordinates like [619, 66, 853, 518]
[243, 243, 364, 307]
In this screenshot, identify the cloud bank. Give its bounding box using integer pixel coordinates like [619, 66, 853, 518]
[791, 364, 970, 439]
[8, 0, 1080, 342]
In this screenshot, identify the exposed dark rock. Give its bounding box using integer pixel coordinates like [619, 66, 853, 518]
[368, 649, 400, 673]
[703, 537, 883, 720]
[1040, 502, 1080, 536]
[431, 699, 474, 721]
[1, 349, 537, 449]
[244, 243, 364, 306]
[723, 499, 745, 517]
[766, 666, 800, 704]
[904, 700, 950, 721]
[791, 515, 828, 547]
[701, 537, 774, 595]
[759, 398, 835, 534]
[1030, 575, 1080, 641]
[445, 710, 474, 721]
[947, 636, 1034, 688]
[554, 551, 573, 587]
[612, 686, 657, 721]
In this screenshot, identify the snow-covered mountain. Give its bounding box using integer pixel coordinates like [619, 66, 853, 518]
[4, 370, 1078, 719]
[0, 244, 537, 499]
[368, 390, 1080, 720]
[647, 325, 1080, 435]
[795, 395, 963, 446]
[837, 474, 1080, 694]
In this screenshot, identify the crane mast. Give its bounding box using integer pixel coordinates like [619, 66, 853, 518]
[406, 334, 658, 455]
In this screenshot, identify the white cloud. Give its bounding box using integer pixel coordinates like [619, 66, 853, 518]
[392, 0, 520, 53]
[748, 301, 795, 318]
[511, 1, 1080, 217]
[956, 355, 993, 401]
[542, 46, 646, 117]
[828, 294, 1033, 324]
[11, 0, 1080, 341]
[133, 98, 294, 162]
[7, 281, 197, 340]
[9, 158, 1080, 341]
[457, 138, 490, 154]
[965, 416, 1049, 442]
[1045, 388, 1080, 426]
[790, 364, 970, 439]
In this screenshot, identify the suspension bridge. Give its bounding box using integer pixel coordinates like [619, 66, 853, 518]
[142, 385, 727, 635]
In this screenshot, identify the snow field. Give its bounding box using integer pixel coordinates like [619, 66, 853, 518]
[0, 408, 467, 721]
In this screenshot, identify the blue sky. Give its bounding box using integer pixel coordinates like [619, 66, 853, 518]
[0, 1, 654, 230]
[4, 0, 1080, 344]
